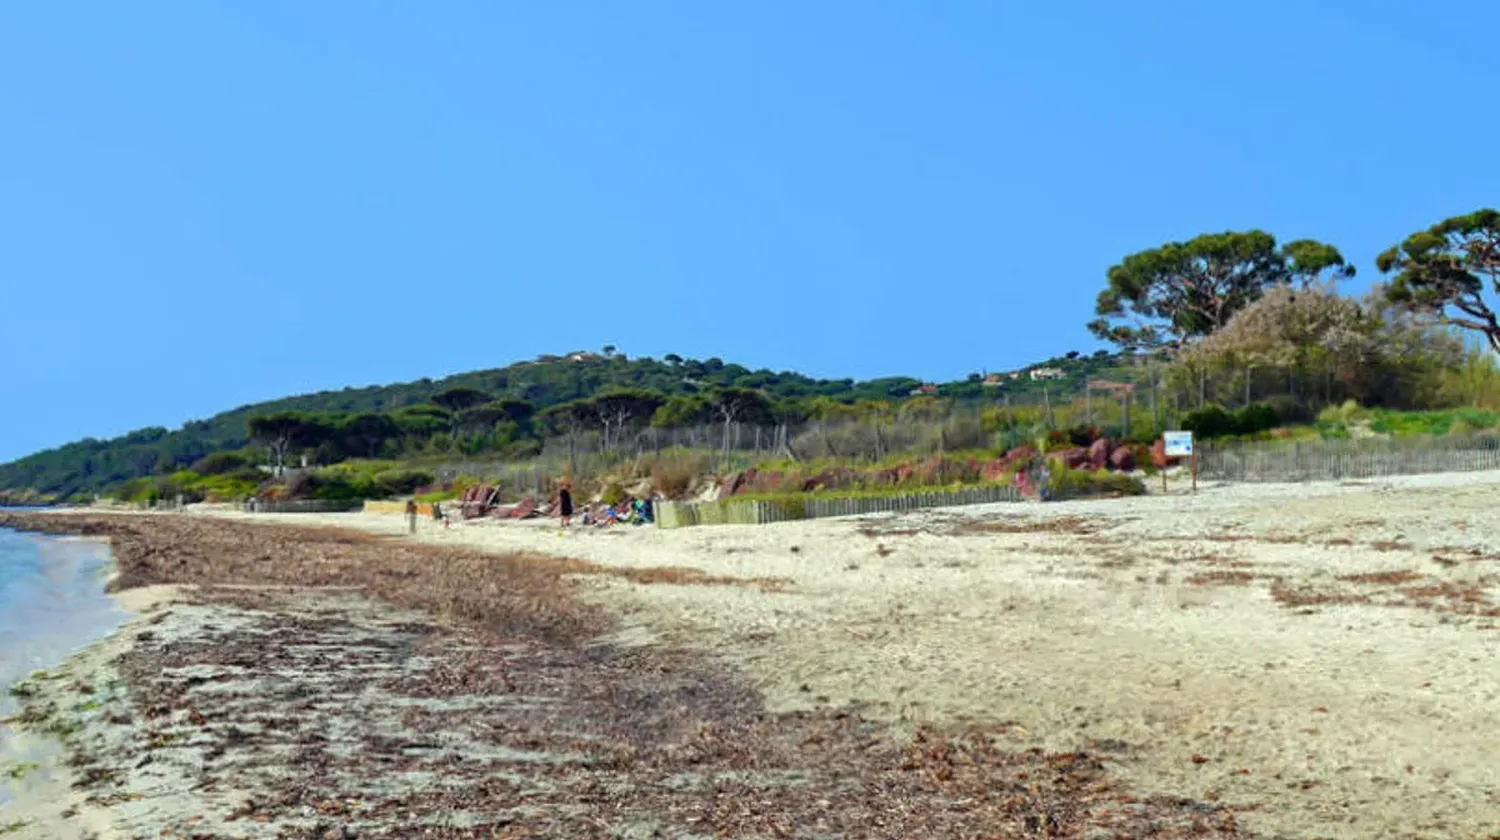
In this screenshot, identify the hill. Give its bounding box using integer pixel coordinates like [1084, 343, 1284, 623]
[0, 349, 1128, 500]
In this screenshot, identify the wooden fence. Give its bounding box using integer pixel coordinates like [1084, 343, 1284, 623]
[246, 499, 366, 514]
[1198, 434, 1500, 483]
[656, 484, 1023, 529]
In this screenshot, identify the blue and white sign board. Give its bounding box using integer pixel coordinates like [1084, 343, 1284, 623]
[1162, 431, 1194, 457]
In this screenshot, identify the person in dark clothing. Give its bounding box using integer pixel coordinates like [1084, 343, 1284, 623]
[557, 483, 574, 527]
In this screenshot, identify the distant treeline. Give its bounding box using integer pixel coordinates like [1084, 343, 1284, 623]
[0, 350, 1122, 498]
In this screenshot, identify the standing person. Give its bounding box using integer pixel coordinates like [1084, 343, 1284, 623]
[404, 499, 417, 534]
[557, 482, 574, 528]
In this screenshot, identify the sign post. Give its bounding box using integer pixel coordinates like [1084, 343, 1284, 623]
[1162, 431, 1195, 494]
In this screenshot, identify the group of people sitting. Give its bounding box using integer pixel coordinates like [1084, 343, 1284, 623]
[555, 483, 655, 528]
[579, 496, 654, 527]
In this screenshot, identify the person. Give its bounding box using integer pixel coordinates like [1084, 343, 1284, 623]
[404, 499, 417, 534]
[557, 482, 574, 527]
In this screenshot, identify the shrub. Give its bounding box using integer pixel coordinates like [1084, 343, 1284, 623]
[1047, 466, 1146, 500]
[1180, 404, 1236, 439]
[374, 469, 435, 496]
[650, 454, 709, 499]
[1234, 403, 1280, 436]
[1316, 400, 1362, 426]
[301, 466, 379, 501]
[190, 451, 253, 475]
[1065, 425, 1099, 448]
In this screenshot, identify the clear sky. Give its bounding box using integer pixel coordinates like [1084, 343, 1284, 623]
[3, 1, 1498, 463]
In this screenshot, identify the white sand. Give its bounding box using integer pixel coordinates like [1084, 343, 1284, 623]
[0, 585, 178, 840]
[190, 473, 1500, 837]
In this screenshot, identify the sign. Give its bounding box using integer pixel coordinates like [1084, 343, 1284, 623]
[1162, 431, 1194, 457]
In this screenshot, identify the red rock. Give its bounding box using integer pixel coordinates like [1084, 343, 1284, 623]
[1004, 444, 1038, 462]
[717, 469, 759, 499]
[802, 467, 855, 493]
[1087, 439, 1113, 470]
[1108, 445, 1136, 471]
[1046, 447, 1090, 470]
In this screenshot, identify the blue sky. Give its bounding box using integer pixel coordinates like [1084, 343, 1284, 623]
[3, 1, 1498, 463]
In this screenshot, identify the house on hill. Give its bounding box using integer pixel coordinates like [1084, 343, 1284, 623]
[1028, 367, 1066, 381]
[909, 383, 939, 396]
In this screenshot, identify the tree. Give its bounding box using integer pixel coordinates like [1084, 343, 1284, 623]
[705, 387, 772, 454]
[663, 353, 684, 366]
[455, 399, 535, 437]
[538, 400, 594, 471]
[1089, 231, 1355, 351]
[390, 405, 450, 440]
[651, 395, 712, 429]
[537, 400, 593, 438]
[592, 389, 665, 449]
[430, 387, 492, 414]
[1378, 209, 1500, 352]
[1176, 282, 1464, 411]
[247, 412, 314, 473]
[602, 344, 618, 357]
[338, 413, 400, 459]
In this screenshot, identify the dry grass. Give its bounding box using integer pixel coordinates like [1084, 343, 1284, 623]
[1338, 570, 1425, 586]
[1370, 540, 1413, 553]
[1268, 581, 1373, 608]
[1185, 570, 1258, 587]
[960, 515, 1110, 536]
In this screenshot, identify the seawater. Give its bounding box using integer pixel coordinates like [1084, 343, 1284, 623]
[0, 524, 130, 805]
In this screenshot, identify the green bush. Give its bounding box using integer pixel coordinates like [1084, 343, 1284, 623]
[1181, 405, 1237, 439]
[189, 451, 253, 475]
[303, 466, 379, 501]
[1181, 403, 1279, 440]
[1047, 466, 1145, 500]
[373, 469, 434, 496]
[1234, 403, 1280, 436]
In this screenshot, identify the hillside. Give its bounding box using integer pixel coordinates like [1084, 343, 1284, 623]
[0, 349, 1128, 500]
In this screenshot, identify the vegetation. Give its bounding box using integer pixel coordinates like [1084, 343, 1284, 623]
[1088, 231, 1353, 351]
[5, 208, 1500, 503]
[1378, 209, 1500, 352]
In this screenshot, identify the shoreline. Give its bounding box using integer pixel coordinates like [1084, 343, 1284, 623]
[0, 522, 172, 840]
[0, 584, 176, 840]
[0, 511, 1244, 838]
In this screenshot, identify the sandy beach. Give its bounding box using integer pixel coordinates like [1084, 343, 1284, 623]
[4, 472, 1500, 837]
[0, 511, 1240, 839]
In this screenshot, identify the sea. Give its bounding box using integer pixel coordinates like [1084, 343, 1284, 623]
[0, 521, 131, 805]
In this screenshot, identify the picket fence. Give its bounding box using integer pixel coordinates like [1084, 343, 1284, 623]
[1198, 433, 1500, 483]
[655, 484, 1023, 529]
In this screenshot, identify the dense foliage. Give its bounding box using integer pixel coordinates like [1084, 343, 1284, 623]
[0, 350, 1116, 498]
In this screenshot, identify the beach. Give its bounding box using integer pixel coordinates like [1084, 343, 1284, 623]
[0, 511, 1239, 839]
[4, 472, 1500, 837]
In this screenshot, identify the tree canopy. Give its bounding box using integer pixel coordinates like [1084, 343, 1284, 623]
[1089, 231, 1354, 351]
[1377, 209, 1500, 352]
